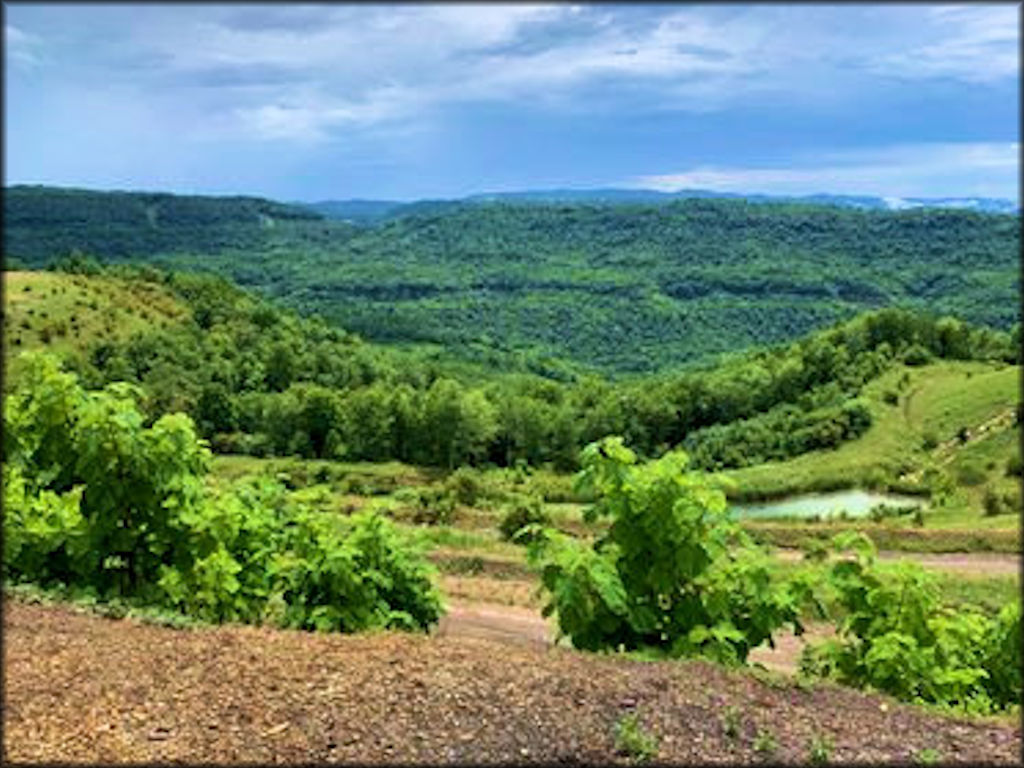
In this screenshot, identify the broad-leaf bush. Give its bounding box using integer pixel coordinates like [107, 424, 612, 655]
[527, 437, 816, 663]
[800, 533, 1021, 713]
[3, 351, 443, 632]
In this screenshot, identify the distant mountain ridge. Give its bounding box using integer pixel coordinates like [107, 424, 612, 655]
[302, 188, 1019, 224]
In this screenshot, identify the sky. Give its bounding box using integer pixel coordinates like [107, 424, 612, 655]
[4, 3, 1020, 202]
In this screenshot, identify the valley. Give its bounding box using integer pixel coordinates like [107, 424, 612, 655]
[3, 187, 1020, 763]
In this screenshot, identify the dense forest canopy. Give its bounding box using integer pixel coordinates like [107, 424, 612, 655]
[4, 185, 1019, 374]
[5, 262, 1017, 476]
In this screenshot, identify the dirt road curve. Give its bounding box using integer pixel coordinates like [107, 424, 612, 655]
[4, 599, 1019, 764]
[438, 601, 551, 649]
[439, 599, 833, 676]
[775, 549, 1021, 577]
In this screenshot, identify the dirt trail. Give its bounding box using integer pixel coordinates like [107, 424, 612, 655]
[437, 601, 552, 649]
[438, 598, 833, 677]
[933, 407, 1018, 466]
[775, 548, 1021, 577]
[433, 547, 1022, 585]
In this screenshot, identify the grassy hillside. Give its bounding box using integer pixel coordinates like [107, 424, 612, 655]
[2, 270, 191, 382]
[725, 360, 1020, 504]
[5, 186, 1018, 373]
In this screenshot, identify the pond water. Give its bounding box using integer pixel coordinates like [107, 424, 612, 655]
[728, 490, 926, 521]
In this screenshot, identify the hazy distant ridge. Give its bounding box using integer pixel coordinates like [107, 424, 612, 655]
[302, 188, 1019, 224]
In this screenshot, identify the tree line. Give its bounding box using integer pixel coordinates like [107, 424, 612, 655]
[22, 261, 1018, 473]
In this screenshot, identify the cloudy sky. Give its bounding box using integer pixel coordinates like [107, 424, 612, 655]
[4, 3, 1019, 202]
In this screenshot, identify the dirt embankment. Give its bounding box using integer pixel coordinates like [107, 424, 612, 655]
[4, 599, 1019, 764]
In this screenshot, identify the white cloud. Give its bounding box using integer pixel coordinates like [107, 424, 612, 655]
[4, 4, 1019, 146]
[230, 85, 424, 142]
[630, 142, 1021, 200]
[5, 24, 44, 69]
[867, 4, 1019, 83]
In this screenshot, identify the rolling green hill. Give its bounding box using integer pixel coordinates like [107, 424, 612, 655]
[3, 184, 334, 264]
[4, 186, 1018, 374]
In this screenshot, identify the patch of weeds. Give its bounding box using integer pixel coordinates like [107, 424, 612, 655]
[721, 705, 742, 739]
[498, 494, 550, 544]
[750, 665, 789, 690]
[613, 712, 658, 763]
[447, 555, 486, 576]
[128, 606, 200, 630]
[914, 748, 942, 765]
[753, 727, 777, 758]
[807, 732, 833, 764]
[95, 598, 129, 620]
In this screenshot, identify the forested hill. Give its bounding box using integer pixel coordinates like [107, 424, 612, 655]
[4, 186, 1019, 373]
[3, 184, 331, 262]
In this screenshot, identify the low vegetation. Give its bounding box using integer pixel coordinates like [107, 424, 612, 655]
[800, 534, 1021, 714]
[2, 249, 1019, 739]
[3, 352, 442, 632]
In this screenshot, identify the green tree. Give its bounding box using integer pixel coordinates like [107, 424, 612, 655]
[265, 342, 296, 392]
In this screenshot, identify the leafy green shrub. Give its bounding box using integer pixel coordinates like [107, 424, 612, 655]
[442, 466, 485, 506]
[903, 344, 933, 366]
[1006, 454, 1022, 477]
[1002, 487, 1021, 514]
[983, 488, 1005, 517]
[882, 390, 899, 406]
[527, 437, 815, 663]
[265, 508, 443, 632]
[409, 487, 457, 526]
[753, 727, 777, 756]
[800, 533, 1021, 713]
[955, 461, 987, 487]
[720, 705, 742, 739]
[3, 351, 443, 633]
[498, 494, 550, 544]
[807, 733, 833, 764]
[2, 464, 85, 584]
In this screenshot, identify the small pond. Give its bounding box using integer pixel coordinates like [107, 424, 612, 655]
[728, 490, 926, 521]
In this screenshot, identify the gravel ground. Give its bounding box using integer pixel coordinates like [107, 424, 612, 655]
[4, 598, 1020, 764]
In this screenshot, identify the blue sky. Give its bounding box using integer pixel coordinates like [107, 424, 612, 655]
[4, 3, 1020, 202]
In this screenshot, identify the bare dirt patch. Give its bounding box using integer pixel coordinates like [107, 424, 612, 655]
[440, 575, 541, 608]
[4, 599, 1019, 764]
[439, 597, 830, 679]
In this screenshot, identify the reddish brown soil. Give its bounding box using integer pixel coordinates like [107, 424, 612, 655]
[4, 599, 1019, 764]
